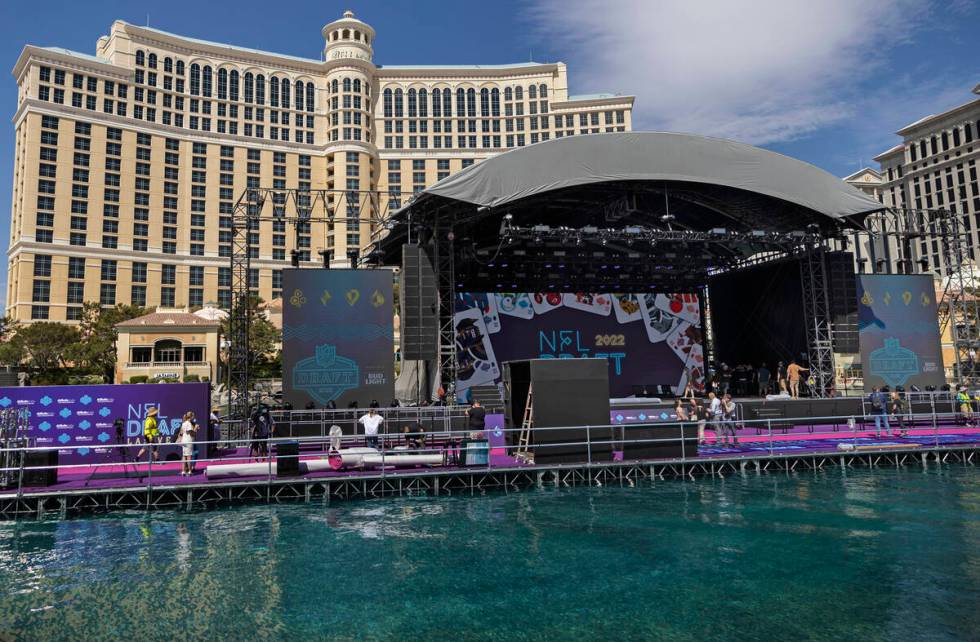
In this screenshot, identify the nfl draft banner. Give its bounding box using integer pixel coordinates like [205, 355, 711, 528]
[858, 274, 944, 389]
[454, 292, 704, 399]
[0, 383, 210, 465]
[282, 269, 394, 408]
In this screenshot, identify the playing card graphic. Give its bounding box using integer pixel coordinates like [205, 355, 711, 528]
[495, 293, 534, 319]
[665, 321, 703, 362]
[455, 292, 501, 333]
[453, 307, 500, 387]
[613, 293, 642, 324]
[530, 292, 563, 315]
[640, 294, 681, 342]
[563, 292, 613, 316]
[654, 293, 700, 325]
[684, 343, 705, 386]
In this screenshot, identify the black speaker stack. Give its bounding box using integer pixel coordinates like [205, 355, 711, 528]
[400, 243, 439, 361]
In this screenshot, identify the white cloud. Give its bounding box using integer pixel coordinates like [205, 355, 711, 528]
[530, 0, 932, 144]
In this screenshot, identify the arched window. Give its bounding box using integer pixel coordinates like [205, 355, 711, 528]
[230, 70, 239, 101]
[217, 68, 228, 99]
[443, 89, 452, 116]
[153, 339, 182, 363]
[418, 89, 428, 117]
[282, 79, 290, 108]
[432, 88, 441, 117]
[383, 88, 393, 118]
[504, 87, 513, 101]
[491, 88, 500, 116]
[332, 30, 339, 41]
[255, 75, 265, 104]
[164, 57, 173, 73]
[466, 88, 476, 117]
[176, 60, 185, 76]
[480, 88, 489, 117]
[331, 79, 338, 94]
[148, 53, 157, 69]
[456, 88, 466, 116]
[306, 82, 314, 111]
[202, 66, 212, 97]
[190, 63, 201, 95]
[136, 50, 145, 66]
[343, 29, 350, 39]
[394, 88, 404, 117]
[343, 77, 352, 93]
[515, 86, 523, 101]
[270, 77, 279, 107]
[353, 78, 361, 93]
[244, 72, 254, 103]
[295, 81, 304, 110]
[539, 84, 548, 98]
[354, 30, 361, 41]
[408, 89, 417, 118]
[529, 85, 537, 100]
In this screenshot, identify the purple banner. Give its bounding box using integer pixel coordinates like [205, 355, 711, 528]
[0, 383, 210, 465]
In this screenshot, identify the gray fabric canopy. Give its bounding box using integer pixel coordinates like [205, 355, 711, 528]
[423, 132, 882, 219]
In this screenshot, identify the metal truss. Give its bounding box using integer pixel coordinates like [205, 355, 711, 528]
[431, 210, 458, 401]
[3, 444, 977, 520]
[228, 187, 400, 418]
[799, 246, 835, 397]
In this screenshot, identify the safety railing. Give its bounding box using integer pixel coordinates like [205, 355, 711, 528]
[1, 406, 979, 500]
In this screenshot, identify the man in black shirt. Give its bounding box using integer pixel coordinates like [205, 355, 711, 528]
[466, 400, 487, 438]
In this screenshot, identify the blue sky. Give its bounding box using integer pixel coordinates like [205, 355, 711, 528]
[1, 0, 977, 308]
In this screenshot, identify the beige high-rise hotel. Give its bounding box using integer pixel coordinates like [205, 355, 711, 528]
[7, 11, 634, 322]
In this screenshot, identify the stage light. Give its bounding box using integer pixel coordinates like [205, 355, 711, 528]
[318, 249, 333, 269]
[290, 250, 300, 267]
[711, 228, 727, 235]
[503, 213, 513, 221]
[582, 225, 599, 234]
[806, 223, 820, 232]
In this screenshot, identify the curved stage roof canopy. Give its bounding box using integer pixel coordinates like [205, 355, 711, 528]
[380, 132, 882, 292]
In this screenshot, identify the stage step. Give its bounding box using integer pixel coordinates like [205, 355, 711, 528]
[469, 384, 504, 412]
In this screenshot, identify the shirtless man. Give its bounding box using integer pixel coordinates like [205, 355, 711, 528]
[786, 360, 809, 399]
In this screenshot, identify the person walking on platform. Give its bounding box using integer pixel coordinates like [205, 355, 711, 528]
[689, 398, 707, 445]
[776, 361, 788, 394]
[358, 408, 384, 448]
[889, 391, 909, 437]
[757, 364, 771, 397]
[136, 407, 160, 463]
[868, 387, 891, 437]
[708, 392, 724, 445]
[249, 404, 276, 460]
[786, 360, 809, 399]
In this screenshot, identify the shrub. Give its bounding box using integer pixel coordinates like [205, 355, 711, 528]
[183, 374, 200, 383]
[129, 375, 149, 384]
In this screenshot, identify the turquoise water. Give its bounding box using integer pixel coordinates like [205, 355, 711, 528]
[1, 468, 979, 641]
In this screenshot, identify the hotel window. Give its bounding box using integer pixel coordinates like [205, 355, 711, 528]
[31, 306, 49, 320]
[32, 279, 50, 303]
[100, 284, 116, 306]
[33, 255, 52, 277]
[68, 257, 86, 279]
[67, 282, 84, 305]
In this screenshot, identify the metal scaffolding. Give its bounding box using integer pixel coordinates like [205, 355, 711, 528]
[227, 187, 398, 419]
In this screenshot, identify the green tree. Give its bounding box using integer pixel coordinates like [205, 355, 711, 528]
[0, 316, 18, 365]
[67, 303, 147, 381]
[4, 323, 80, 384]
[220, 297, 280, 373]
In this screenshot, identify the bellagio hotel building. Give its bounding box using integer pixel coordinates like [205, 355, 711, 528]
[6, 11, 634, 323]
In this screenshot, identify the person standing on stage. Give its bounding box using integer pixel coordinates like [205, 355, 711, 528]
[720, 394, 739, 447]
[209, 409, 222, 448]
[708, 392, 723, 445]
[682, 378, 696, 401]
[776, 361, 788, 394]
[136, 407, 160, 462]
[178, 411, 199, 476]
[465, 400, 487, 439]
[786, 360, 809, 399]
[957, 387, 974, 427]
[757, 364, 771, 397]
[868, 387, 891, 437]
[688, 398, 706, 445]
[249, 404, 275, 460]
[359, 408, 384, 448]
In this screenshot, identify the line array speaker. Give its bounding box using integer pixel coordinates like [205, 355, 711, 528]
[401, 243, 439, 361]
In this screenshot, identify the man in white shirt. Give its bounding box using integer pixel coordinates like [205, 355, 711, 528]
[358, 408, 384, 448]
[708, 392, 723, 445]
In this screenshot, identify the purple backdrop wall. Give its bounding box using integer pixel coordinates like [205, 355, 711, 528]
[0, 383, 210, 465]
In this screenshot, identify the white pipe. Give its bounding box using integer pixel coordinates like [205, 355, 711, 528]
[327, 447, 379, 470]
[361, 453, 443, 468]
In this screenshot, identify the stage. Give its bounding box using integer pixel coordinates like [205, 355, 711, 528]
[3, 408, 979, 519]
